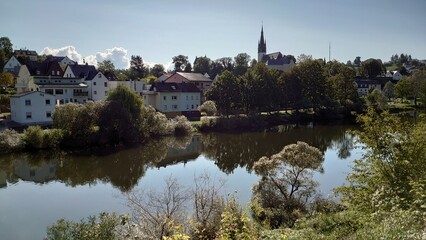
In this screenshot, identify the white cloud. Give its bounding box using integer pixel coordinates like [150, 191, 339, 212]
[41, 46, 131, 69]
[41, 46, 83, 63]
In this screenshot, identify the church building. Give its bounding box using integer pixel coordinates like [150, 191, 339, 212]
[258, 26, 295, 72]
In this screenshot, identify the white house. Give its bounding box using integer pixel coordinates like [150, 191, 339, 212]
[10, 91, 56, 125]
[355, 79, 381, 96]
[143, 82, 201, 119]
[45, 56, 76, 69]
[391, 71, 402, 81]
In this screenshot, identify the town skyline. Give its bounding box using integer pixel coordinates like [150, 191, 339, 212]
[1, 0, 426, 69]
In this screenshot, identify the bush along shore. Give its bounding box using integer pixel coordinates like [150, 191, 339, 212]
[0, 85, 194, 153]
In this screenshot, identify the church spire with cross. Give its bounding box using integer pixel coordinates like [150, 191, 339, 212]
[258, 24, 267, 61]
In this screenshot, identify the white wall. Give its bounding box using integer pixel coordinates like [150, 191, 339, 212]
[86, 72, 109, 101]
[150, 92, 201, 112]
[15, 66, 37, 93]
[10, 92, 56, 125]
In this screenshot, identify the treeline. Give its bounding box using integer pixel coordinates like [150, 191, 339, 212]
[207, 60, 361, 116]
[0, 85, 193, 152]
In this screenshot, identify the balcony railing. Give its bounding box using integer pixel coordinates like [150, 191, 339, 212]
[73, 92, 89, 97]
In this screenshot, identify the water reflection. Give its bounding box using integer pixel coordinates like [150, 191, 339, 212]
[0, 124, 357, 192]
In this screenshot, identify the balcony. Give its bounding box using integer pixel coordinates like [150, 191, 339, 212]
[73, 92, 89, 97]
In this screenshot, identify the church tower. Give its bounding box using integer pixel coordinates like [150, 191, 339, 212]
[258, 25, 267, 62]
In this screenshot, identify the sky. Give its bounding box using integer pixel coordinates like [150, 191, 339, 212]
[1, 0, 425, 70]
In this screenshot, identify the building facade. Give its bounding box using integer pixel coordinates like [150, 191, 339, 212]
[10, 91, 56, 125]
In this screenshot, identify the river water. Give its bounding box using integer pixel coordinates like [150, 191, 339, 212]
[0, 123, 363, 240]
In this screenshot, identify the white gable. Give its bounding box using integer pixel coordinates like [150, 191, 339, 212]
[3, 56, 21, 71]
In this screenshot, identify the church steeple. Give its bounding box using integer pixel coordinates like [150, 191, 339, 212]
[258, 25, 267, 61]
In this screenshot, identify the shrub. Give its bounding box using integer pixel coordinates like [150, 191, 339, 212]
[172, 115, 193, 135]
[0, 129, 24, 153]
[46, 212, 124, 240]
[198, 100, 217, 116]
[42, 129, 64, 149]
[23, 125, 44, 149]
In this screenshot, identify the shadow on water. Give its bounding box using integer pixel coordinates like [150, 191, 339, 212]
[0, 123, 358, 192]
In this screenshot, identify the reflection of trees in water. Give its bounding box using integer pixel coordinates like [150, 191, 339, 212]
[0, 136, 196, 192]
[201, 124, 357, 174]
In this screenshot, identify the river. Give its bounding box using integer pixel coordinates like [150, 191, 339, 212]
[0, 123, 363, 240]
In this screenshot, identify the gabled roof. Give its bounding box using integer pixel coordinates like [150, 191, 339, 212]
[158, 73, 173, 82]
[45, 55, 66, 63]
[25, 61, 63, 76]
[14, 49, 38, 56]
[167, 72, 212, 82]
[150, 82, 201, 93]
[67, 64, 97, 80]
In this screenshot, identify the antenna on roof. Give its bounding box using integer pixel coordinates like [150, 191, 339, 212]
[83, 59, 85, 64]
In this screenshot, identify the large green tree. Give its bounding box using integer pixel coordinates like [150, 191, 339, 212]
[294, 59, 328, 110]
[252, 141, 324, 228]
[360, 58, 386, 78]
[0, 37, 13, 59]
[97, 59, 115, 74]
[233, 53, 251, 76]
[150, 64, 165, 77]
[129, 55, 148, 80]
[172, 55, 189, 72]
[326, 62, 359, 109]
[193, 56, 211, 74]
[206, 70, 241, 116]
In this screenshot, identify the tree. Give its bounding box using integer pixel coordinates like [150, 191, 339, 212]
[0, 49, 6, 71]
[125, 176, 189, 239]
[183, 63, 192, 73]
[129, 55, 148, 80]
[233, 53, 251, 76]
[382, 81, 395, 100]
[193, 56, 211, 74]
[365, 89, 387, 111]
[97, 59, 115, 74]
[0, 37, 13, 58]
[172, 55, 189, 72]
[410, 69, 426, 105]
[206, 70, 241, 116]
[294, 59, 328, 110]
[297, 54, 313, 63]
[209, 60, 224, 78]
[0, 72, 14, 87]
[360, 58, 385, 78]
[326, 62, 359, 109]
[150, 64, 165, 77]
[394, 76, 413, 101]
[217, 57, 234, 72]
[252, 141, 324, 228]
[353, 56, 361, 66]
[145, 75, 157, 84]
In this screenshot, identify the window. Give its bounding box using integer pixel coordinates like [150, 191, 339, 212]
[191, 105, 194, 109]
[104, 82, 107, 87]
[186, 96, 188, 100]
[98, 73, 102, 78]
[94, 91, 97, 95]
[163, 96, 167, 100]
[94, 82, 97, 86]
[172, 105, 178, 109]
[45, 89, 54, 94]
[191, 96, 194, 100]
[172, 96, 177, 100]
[55, 89, 64, 95]
[196, 95, 199, 100]
[46, 112, 52, 118]
[52, 70, 55, 75]
[25, 99, 31, 106]
[45, 99, 51, 105]
[164, 105, 167, 110]
[105, 91, 108, 95]
[26, 112, 32, 119]
[57, 71, 60, 75]
[187, 104, 189, 110]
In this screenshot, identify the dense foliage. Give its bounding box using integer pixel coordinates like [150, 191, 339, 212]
[206, 61, 361, 116]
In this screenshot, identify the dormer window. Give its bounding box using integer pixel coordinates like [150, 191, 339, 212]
[52, 70, 55, 75]
[36, 70, 40, 75]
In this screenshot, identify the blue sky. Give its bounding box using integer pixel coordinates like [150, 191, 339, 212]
[1, 0, 425, 69]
